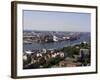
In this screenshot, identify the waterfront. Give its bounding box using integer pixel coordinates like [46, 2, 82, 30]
[23, 31, 91, 69]
[23, 32, 90, 51]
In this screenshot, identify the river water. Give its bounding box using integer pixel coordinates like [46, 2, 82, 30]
[23, 33, 90, 51]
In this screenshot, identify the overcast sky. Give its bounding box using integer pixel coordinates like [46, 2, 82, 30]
[23, 10, 91, 32]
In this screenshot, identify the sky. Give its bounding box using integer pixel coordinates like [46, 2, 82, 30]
[23, 10, 91, 32]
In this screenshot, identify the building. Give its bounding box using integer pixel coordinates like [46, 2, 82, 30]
[79, 49, 89, 57]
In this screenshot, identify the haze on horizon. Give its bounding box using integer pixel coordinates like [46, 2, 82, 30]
[23, 10, 91, 32]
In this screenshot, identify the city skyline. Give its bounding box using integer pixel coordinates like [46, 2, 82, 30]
[23, 10, 91, 32]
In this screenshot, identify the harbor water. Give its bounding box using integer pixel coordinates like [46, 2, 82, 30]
[23, 33, 90, 51]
